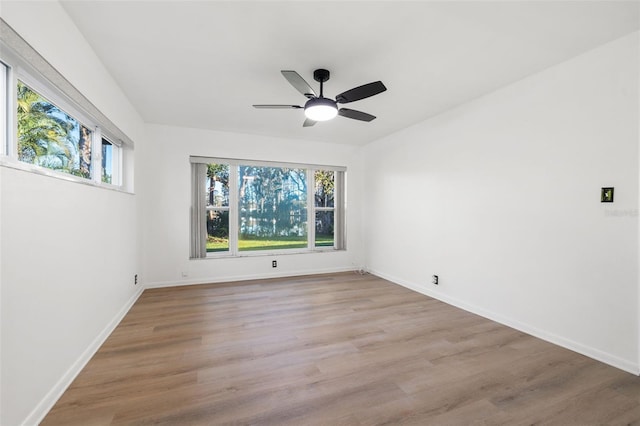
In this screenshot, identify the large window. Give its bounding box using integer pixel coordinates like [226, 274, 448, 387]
[0, 29, 128, 189]
[191, 157, 345, 258]
[238, 165, 308, 251]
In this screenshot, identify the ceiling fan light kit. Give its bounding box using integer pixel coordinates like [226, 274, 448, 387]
[253, 68, 386, 127]
[304, 98, 338, 121]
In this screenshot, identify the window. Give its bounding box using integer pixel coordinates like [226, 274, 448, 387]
[0, 27, 131, 189]
[1, 74, 124, 187]
[206, 163, 230, 252]
[314, 170, 335, 247]
[239, 165, 308, 251]
[191, 157, 346, 258]
[100, 137, 121, 185]
[17, 81, 93, 178]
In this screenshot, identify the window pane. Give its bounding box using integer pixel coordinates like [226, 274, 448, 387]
[315, 210, 334, 247]
[206, 210, 229, 252]
[17, 81, 92, 178]
[314, 170, 335, 207]
[101, 138, 113, 184]
[207, 163, 229, 207]
[239, 166, 307, 251]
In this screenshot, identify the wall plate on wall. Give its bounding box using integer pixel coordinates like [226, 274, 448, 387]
[601, 187, 614, 203]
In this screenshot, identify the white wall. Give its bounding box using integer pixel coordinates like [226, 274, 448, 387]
[0, 3, 637, 424]
[363, 32, 640, 373]
[140, 125, 364, 288]
[0, 2, 145, 425]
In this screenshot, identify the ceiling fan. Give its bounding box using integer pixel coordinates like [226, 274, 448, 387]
[253, 69, 387, 127]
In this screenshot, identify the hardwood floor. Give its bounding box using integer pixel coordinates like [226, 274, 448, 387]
[43, 272, 640, 425]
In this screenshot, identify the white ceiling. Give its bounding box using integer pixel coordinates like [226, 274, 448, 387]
[60, 1, 639, 146]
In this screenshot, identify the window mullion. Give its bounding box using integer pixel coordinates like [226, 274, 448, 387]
[7, 63, 16, 159]
[307, 169, 315, 249]
[0, 62, 6, 156]
[229, 163, 239, 255]
[92, 127, 102, 183]
[335, 171, 345, 250]
[116, 143, 122, 186]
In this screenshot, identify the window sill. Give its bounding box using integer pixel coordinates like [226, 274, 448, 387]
[0, 157, 134, 195]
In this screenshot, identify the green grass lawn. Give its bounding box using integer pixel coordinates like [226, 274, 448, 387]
[207, 235, 333, 252]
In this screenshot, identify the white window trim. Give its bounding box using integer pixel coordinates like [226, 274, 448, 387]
[190, 156, 346, 259]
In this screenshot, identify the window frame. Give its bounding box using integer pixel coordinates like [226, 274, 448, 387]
[190, 156, 346, 259]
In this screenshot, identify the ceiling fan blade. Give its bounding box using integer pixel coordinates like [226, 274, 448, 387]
[338, 108, 376, 122]
[281, 70, 317, 99]
[335, 81, 387, 104]
[253, 104, 303, 109]
[303, 118, 317, 127]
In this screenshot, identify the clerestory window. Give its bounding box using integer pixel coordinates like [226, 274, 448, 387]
[0, 23, 130, 190]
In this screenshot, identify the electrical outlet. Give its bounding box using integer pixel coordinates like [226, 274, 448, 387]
[134, 274, 138, 285]
[432, 275, 438, 285]
[272, 260, 277, 268]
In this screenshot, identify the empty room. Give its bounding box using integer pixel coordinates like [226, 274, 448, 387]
[1, 1, 639, 424]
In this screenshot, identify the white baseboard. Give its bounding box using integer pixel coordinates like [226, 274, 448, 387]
[145, 266, 359, 289]
[368, 268, 640, 376]
[23, 287, 144, 426]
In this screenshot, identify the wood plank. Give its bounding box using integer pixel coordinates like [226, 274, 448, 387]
[42, 272, 640, 425]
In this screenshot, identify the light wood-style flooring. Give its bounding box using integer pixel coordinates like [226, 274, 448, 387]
[43, 272, 640, 425]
